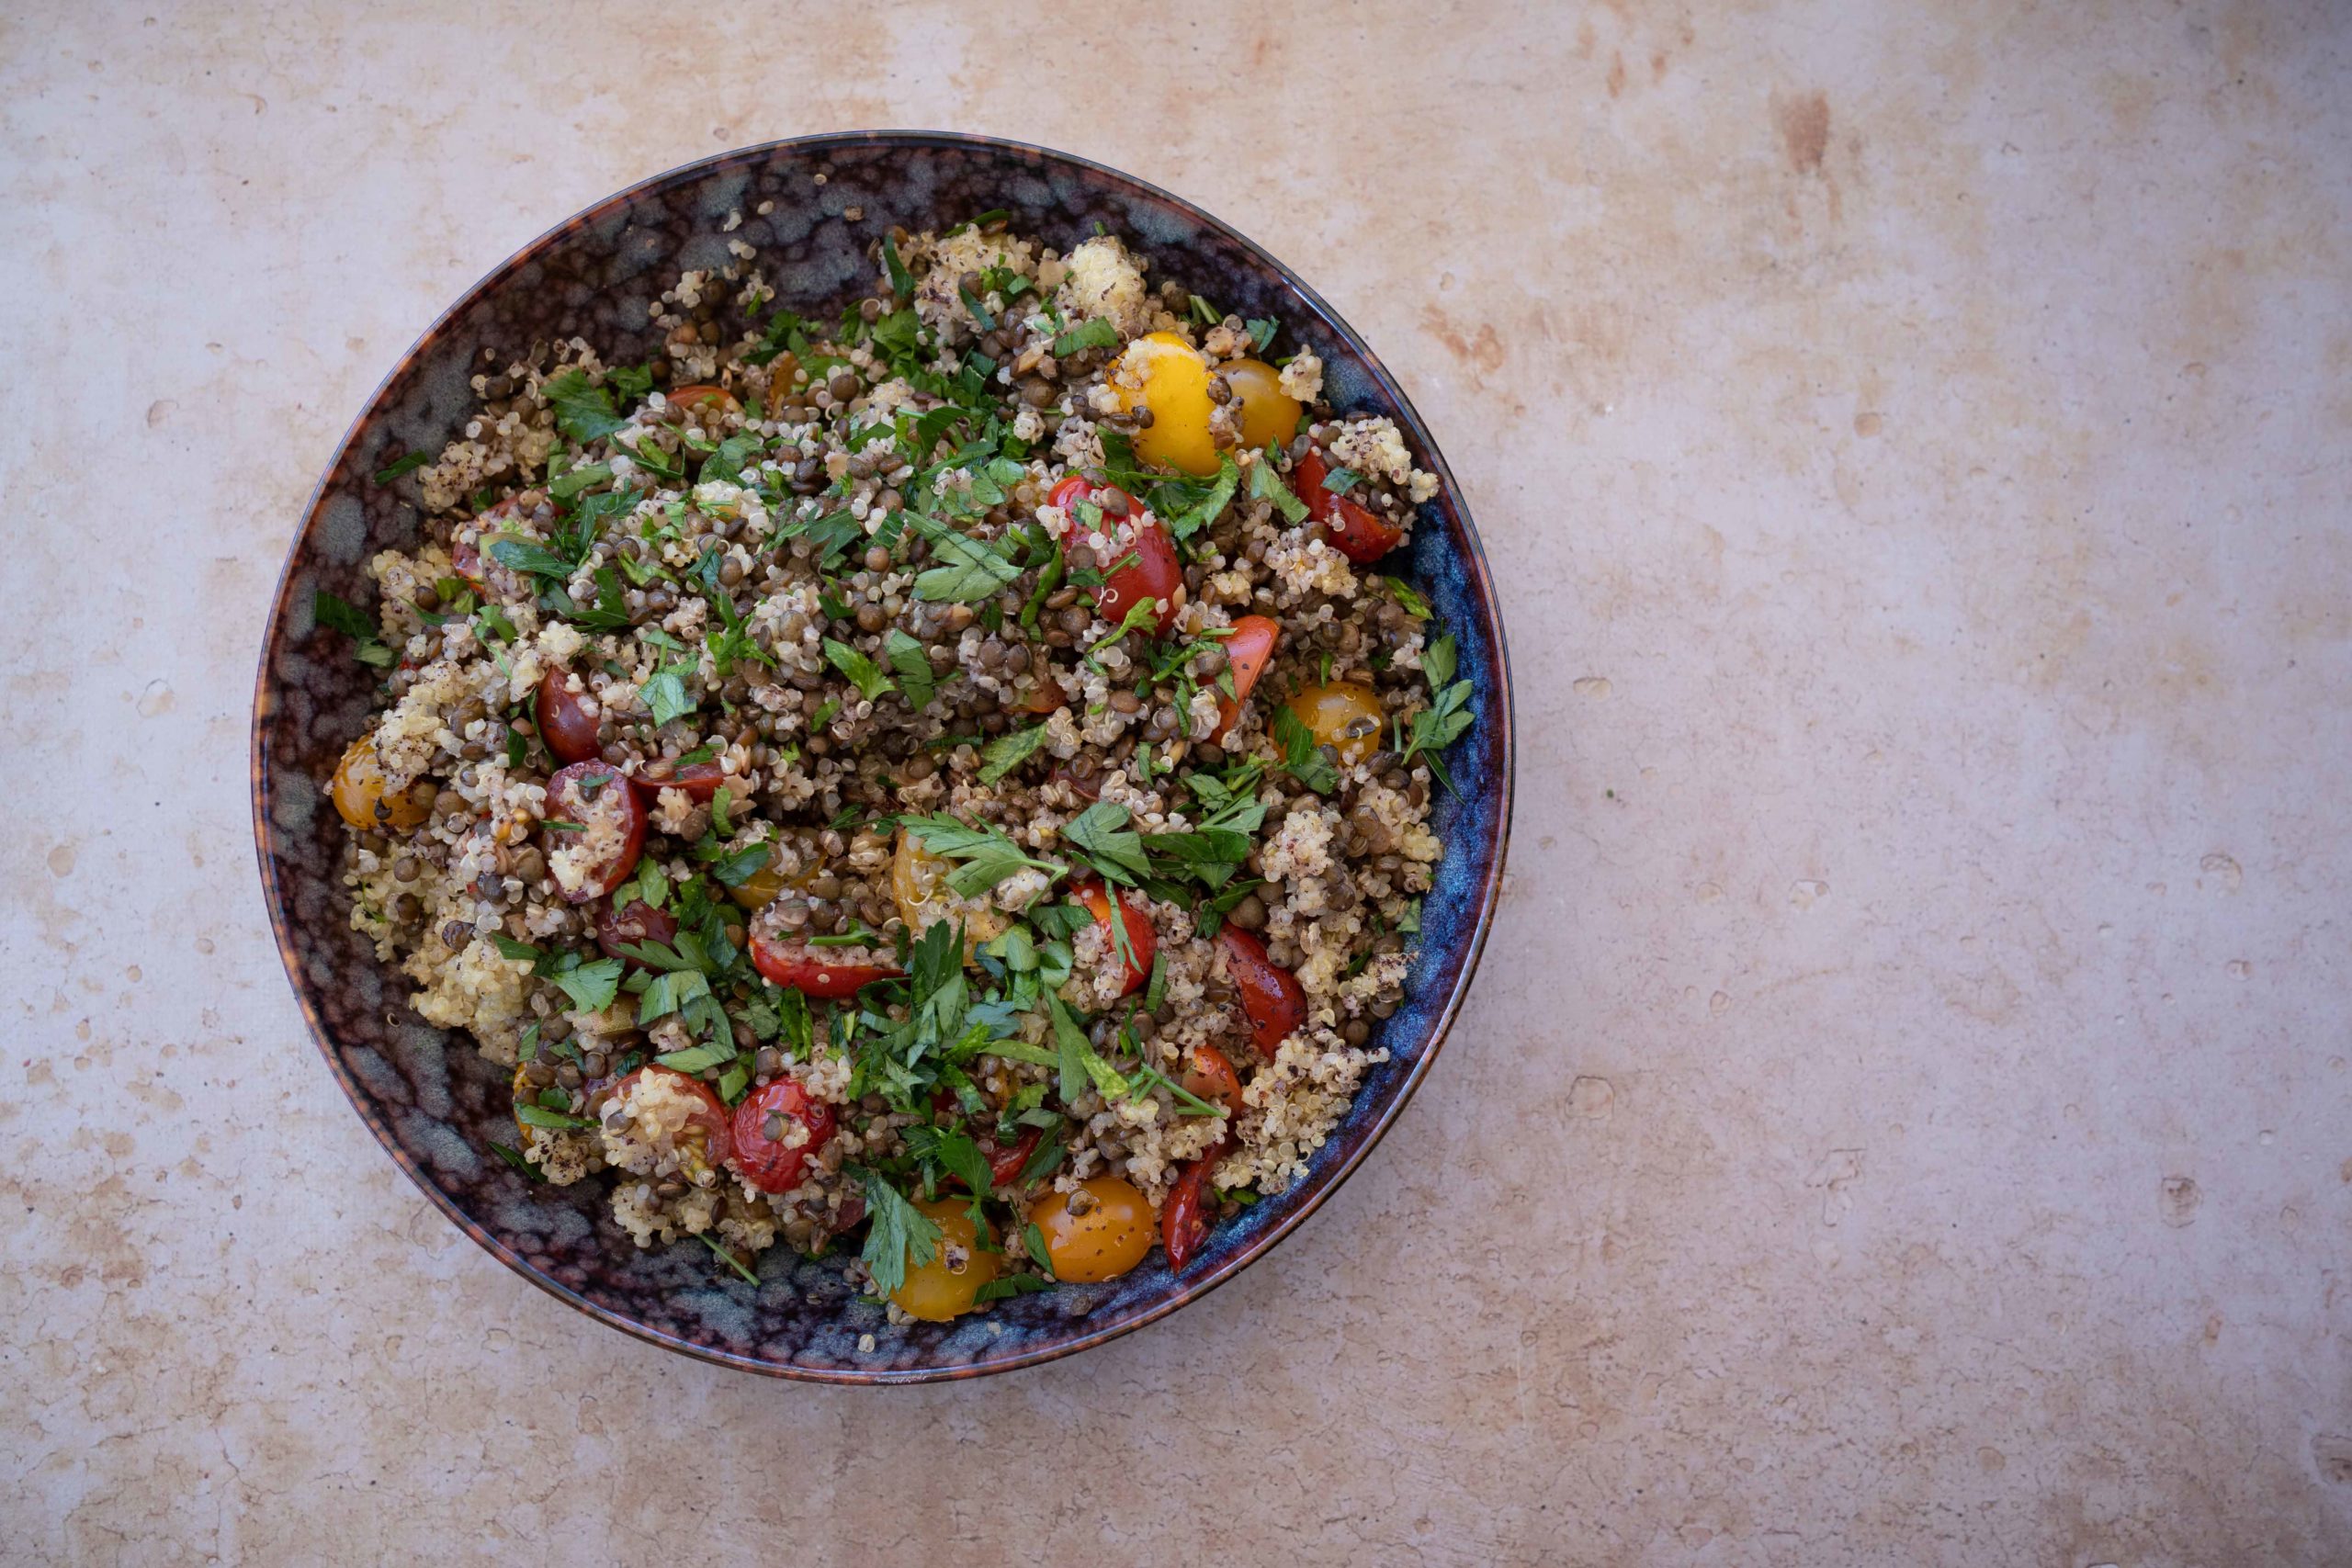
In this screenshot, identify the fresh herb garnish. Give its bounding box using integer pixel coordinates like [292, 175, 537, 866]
[1250, 457, 1309, 524]
[822, 637, 895, 703]
[542, 367, 630, 444]
[855, 1167, 942, 1296]
[1272, 705, 1339, 795]
[372, 451, 431, 486]
[1052, 317, 1119, 355]
[312, 590, 396, 668]
[1399, 630, 1475, 791]
[907, 513, 1023, 604]
[901, 814, 1065, 898]
[977, 724, 1049, 786]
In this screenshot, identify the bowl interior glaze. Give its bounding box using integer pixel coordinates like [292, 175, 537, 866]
[252, 132, 1513, 1382]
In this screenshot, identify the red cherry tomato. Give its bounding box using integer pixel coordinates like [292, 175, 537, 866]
[985, 1125, 1045, 1188]
[1014, 677, 1067, 716]
[536, 669, 602, 764]
[544, 761, 647, 903]
[1216, 927, 1306, 1053]
[729, 1078, 837, 1194]
[749, 933, 902, 998]
[449, 539, 487, 593]
[1050, 474, 1182, 637]
[662, 383, 741, 423]
[605, 1066, 732, 1169]
[1294, 450, 1404, 565]
[1075, 881, 1156, 998]
[630, 760, 726, 802]
[1211, 615, 1281, 743]
[1162, 1136, 1229, 1274]
[595, 898, 678, 969]
[1182, 1043, 1243, 1111]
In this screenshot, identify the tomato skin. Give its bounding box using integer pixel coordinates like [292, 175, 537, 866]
[748, 933, 902, 998]
[1015, 677, 1067, 716]
[1075, 882, 1156, 998]
[1182, 1043, 1243, 1110]
[1161, 1139, 1228, 1274]
[662, 383, 741, 422]
[331, 737, 429, 831]
[985, 1125, 1044, 1188]
[889, 1197, 1000, 1321]
[449, 539, 487, 593]
[1028, 1176, 1156, 1283]
[605, 1066, 733, 1170]
[1216, 927, 1307, 1053]
[1050, 475, 1182, 637]
[729, 1078, 837, 1195]
[1294, 450, 1404, 565]
[595, 898, 678, 969]
[1049, 763, 1103, 802]
[629, 760, 726, 803]
[545, 761, 647, 903]
[536, 669, 601, 764]
[1211, 615, 1281, 743]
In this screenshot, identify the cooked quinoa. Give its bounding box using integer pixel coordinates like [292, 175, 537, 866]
[321, 213, 1475, 1322]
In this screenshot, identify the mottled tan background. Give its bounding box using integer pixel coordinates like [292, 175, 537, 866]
[6, 1, 2350, 1562]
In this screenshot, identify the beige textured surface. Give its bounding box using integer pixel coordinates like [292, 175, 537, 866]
[6, 2, 2350, 1562]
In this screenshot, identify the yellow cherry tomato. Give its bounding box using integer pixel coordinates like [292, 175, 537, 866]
[331, 737, 430, 830]
[889, 1197, 1000, 1322]
[891, 830, 1011, 951]
[728, 835, 820, 911]
[1113, 332, 1219, 476]
[1028, 1176, 1156, 1283]
[1221, 358, 1302, 451]
[1284, 681, 1385, 766]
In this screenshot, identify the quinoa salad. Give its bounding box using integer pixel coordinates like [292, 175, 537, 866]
[318, 213, 1478, 1322]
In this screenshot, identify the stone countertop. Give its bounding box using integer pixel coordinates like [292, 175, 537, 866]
[5, 3, 2348, 1562]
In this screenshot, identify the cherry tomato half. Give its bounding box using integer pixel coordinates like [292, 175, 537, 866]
[1050, 474, 1182, 637]
[1182, 1043, 1243, 1111]
[630, 760, 726, 802]
[1295, 449, 1404, 565]
[749, 933, 902, 998]
[544, 761, 647, 904]
[605, 1065, 732, 1173]
[1216, 927, 1307, 1054]
[1211, 615, 1281, 744]
[536, 669, 602, 764]
[1161, 1138, 1229, 1274]
[1075, 881, 1156, 998]
[662, 383, 741, 423]
[729, 1078, 837, 1195]
[595, 898, 679, 970]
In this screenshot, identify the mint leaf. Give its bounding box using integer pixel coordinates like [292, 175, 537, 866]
[543, 368, 628, 444]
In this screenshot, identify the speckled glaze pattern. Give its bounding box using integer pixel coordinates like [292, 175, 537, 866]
[251, 131, 1514, 1382]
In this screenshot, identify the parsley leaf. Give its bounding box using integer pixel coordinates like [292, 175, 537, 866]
[856, 1167, 942, 1297]
[1167, 452, 1240, 540]
[978, 723, 1049, 785]
[312, 590, 395, 667]
[1400, 630, 1476, 780]
[516, 1103, 592, 1131]
[1053, 317, 1120, 355]
[908, 514, 1023, 604]
[1250, 457, 1309, 524]
[548, 956, 624, 1013]
[542, 368, 628, 444]
[1063, 801, 1149, 884]
[372, 451, 430, 486]
[1243, 317, 1281, 354]
[901, 814, 1065, 899]
[822, 637, 895, 703]
[881, 232, 915, 302]
[1272, 705, 1339, 795]
[1046, 994, 1130, 1101]
[881, 629, 937, 712]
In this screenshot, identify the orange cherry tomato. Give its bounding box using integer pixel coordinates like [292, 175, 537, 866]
[1027, 1176, 1155, 1283]
[1050, 474, 1182, 637]
[1220, 358, 1302, 450]
[1075, 881, 1156, 998]
[1216, 927, 1306, 1053]
[729, 1078, 837, 1195]
[1294, 449, 1404, 565]
[330, 737, 430, 831]
[1182, 1043, 1243, 1110]
[1211, 615, 1280, 743]
[889, 1197, 1000, 1321]
[748, 934, 902, 998]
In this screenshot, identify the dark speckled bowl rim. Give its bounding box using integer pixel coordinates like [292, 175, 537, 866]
[252, 130, 1514, 1383]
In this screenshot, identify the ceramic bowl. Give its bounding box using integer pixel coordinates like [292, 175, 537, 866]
[252, 131, 1513, 1382]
